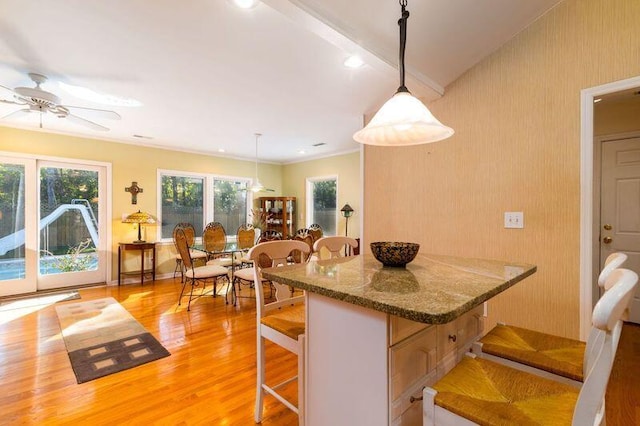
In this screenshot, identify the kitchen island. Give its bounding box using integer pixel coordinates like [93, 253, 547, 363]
[262, 253, 536, 425]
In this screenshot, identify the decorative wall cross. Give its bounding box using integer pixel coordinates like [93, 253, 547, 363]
[125, 181, 143, 205]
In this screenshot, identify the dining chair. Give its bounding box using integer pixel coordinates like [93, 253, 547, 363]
[423, 268, 638, 426]
[313, 236, 359, 260]
[203, 222, 236, 268]
[308, 223, 323, 243]
[237, 223, 256, 268]
[249, 240, 310, 425]
[172, 222, 207, 282]
[174, 228, 230, 311]
[293, 229, 314, 263]
[472, 252, 628, 386]
[230, 246, 273, 306]
[258, 229, 282, 243]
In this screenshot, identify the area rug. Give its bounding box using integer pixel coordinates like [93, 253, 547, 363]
[55, 297, 170, 384]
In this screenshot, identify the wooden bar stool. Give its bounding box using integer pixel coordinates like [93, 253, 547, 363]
[472, 252, 627, 386]
[423, 268, 638, 426]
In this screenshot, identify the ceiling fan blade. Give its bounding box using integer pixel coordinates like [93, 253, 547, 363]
[66, 113, 109, 131]
[0, 83, 19, 98]
[0, 98, 26, 106]
[1, 108, 31, 120]
[62, 105, 121, 120]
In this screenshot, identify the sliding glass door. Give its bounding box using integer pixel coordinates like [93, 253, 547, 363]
[0, 157, 37, 296]
[37, 161, 107, 290]
[0, 156, 108, 296]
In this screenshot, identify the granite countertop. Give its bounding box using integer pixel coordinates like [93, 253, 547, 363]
[261, 253, 536, 324]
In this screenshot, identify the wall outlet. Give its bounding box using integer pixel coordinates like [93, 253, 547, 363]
[504, 212, 524, 229]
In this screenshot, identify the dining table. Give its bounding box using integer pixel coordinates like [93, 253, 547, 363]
[191, 242, 245, 304]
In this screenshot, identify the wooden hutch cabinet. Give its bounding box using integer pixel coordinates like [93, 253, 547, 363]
[259, 197, 296, 239]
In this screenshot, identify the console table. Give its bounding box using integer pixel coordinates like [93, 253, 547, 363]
[262, 253, 536, 425]
[118, 242, 156, 285]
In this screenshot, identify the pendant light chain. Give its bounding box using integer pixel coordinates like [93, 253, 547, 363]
[397, 0, 409, 93]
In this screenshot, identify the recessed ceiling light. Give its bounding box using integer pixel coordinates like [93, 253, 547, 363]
[231, 0, 259, 9]
[594, 98, 602, 103]
[344, 56, 364, 68]
[60, 82, 143, 107]
[133, 134, 153, 139]
[218, 148, 226, 153]
[298, 150, 306, 154]
[312, 142, 326, 147]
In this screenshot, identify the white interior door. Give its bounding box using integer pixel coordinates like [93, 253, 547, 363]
[0, 156, 37, 296]
[601, 137, 640, 323]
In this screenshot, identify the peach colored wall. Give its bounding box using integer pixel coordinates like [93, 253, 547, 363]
[282, 151, 361, 239]
[364, 0, 640, 338]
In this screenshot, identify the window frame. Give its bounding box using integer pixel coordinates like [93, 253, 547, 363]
[157, 169, 252, 243]
[305, 175, 338, 236]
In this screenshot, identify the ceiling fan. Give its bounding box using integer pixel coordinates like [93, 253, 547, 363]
[249, 133, 275, 193]
[0, 72, 121, 131]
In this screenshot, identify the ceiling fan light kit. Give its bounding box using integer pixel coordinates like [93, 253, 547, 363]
[0, 72, 120, 131]
[353, 0, 454, 146]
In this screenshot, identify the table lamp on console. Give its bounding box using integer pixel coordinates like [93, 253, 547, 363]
[122, 210, 156, 243]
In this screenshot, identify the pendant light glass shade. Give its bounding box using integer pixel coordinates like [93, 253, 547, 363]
[353, 91, 454, 146]
[353, 0, 454, 146]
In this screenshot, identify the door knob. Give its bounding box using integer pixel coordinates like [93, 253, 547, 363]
[603, 224, 612, 230]
[603, 236, 613, 244]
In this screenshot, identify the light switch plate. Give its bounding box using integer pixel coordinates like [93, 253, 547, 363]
[504, 212, 524, 228]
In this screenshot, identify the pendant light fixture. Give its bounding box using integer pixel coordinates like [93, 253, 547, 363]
[353, 0, 454, 146]
[249, 133, 274, 193]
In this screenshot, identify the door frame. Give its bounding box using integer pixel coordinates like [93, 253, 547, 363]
[0, 150, 112, 290]
[580, 75, 640, 339]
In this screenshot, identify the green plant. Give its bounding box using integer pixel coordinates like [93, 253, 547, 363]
[41, 238, 96, 272]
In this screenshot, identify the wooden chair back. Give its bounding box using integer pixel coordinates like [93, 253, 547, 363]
[173, 222, 197, 246]
[293, 230, 314, 263]
[203, 222, 226, 252]
[237, 224, 256, 250]
[308, 223, 323, 243]
[313, 236, 359, 259]
[174, 228, 194, 270]
[258, 229, 282, 243]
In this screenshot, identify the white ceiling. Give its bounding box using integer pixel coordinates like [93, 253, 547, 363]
[0, 0, 561, 163]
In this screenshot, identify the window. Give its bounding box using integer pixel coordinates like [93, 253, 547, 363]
[306, 176, 337, 236]
[213, 178, 248, 237]
[160, 174, 204, 239]
[159, 171, 250, 241]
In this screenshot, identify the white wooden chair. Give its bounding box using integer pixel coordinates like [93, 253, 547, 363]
[174, 228, 229, 311]
[312, 236, 358, 260]
[423, 268, 638, 426]
[472, 252, 628, 386]
[249, 240, 310, 425]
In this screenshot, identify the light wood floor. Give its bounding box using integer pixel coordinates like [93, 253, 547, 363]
[0, 278, 638, 425]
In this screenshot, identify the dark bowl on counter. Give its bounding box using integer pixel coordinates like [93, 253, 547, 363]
[370, 241, 420, 267]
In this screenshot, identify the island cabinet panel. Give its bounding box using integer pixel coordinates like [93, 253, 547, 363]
[305, 293, 486, 426]
[391, 305, 484, 425]
[436, 305, 485, 379]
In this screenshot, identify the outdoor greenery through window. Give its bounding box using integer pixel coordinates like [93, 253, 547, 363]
[213, 179, 248, 237]
[160, 172, 250, 240]
[308, 177, 337, 236]
[39, 166, 100, 275]
[161, 175, 204, 239]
